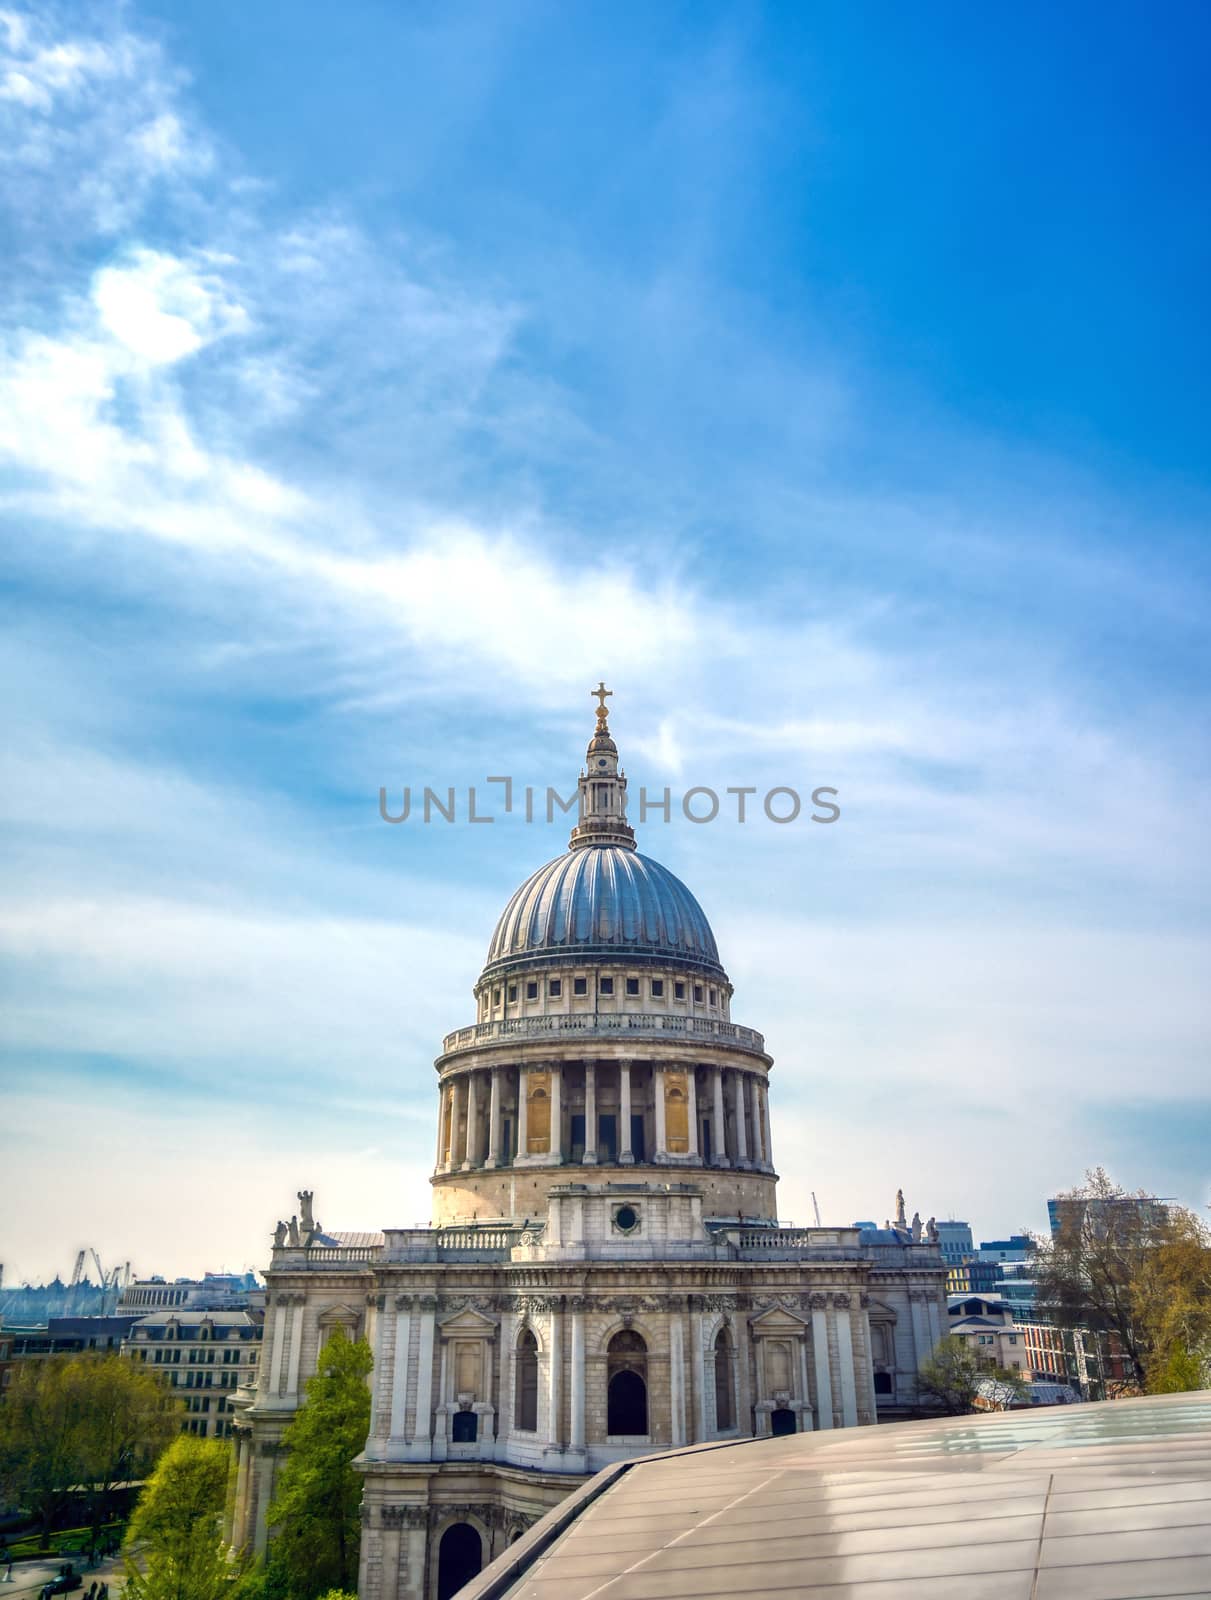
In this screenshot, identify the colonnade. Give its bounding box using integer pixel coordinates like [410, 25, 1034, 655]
[434, 1059, 773, 1173]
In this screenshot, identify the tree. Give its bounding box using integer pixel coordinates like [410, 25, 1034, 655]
[916, 1336, 1026, 1415]
[123, 1434, 245, 1600]
[265, 1329, 372, 1599]
[0, 1353, 178, 1542]
[1032, 1168, 1211, 1393]
[80, 1354, 181, 1542]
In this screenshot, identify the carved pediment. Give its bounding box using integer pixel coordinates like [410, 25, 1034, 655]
[438, 1306, 498, 1335]
[749, 1304, 808, 1333]
[318, 1303, 361, 1326]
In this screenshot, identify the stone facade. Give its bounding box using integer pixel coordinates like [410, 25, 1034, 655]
[227, 693, 948, 1600]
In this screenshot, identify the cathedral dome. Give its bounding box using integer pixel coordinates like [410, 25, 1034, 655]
[480, 845, 726, 985]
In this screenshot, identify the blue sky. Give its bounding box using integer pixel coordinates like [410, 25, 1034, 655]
[1, 0, 1208, 1281]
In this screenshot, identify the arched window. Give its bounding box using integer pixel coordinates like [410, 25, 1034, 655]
[437, 1522, 482, 1600]
[451, 1409, 478, 1443]
[713, 1328, 734, 1431]
[770, 1406, 796, 1436]
[607, 1329, 648, 1436]
[515, 1328, 538, 1432]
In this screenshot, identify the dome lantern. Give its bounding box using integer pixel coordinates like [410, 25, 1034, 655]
[569, 682, 636, 852]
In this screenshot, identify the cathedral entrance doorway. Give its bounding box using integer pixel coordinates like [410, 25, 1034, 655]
[437, 1522, 482, 1600]
[770, 1407, 796, 1436]
[607, 1330, 649, 1435]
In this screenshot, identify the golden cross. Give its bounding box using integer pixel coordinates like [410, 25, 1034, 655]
[592, 681, 613, 721]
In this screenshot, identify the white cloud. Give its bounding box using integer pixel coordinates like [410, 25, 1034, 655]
[93, 248, 247, 365]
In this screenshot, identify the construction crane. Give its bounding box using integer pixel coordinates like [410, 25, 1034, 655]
[69, 1249, 86, 1287]
[811, 1192, 823, 1227]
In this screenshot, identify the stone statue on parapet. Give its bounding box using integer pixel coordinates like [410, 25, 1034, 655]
[927, 1216, 939, 1243]
[299, 1190, 316, 1233]
[273, 1220, 288, 1248]
[288, 1215, 301, 1247]
[911, 1212, 923, 1242]
[894, 1189, 907, 1228]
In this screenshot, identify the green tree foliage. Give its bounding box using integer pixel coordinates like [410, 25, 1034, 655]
[1147, 1345, 1209, 1395]
[265, 1329, 373, 1599]
[916, 1336, 1027, 1415]
[0, 1353, 178, 1541]
[123, 1434, 245, 1600]
[1032, 1168, 1211, 1392]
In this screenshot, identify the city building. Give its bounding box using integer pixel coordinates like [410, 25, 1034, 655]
[1047, 1194, 1169, 1240]
[119, 1272, 263, 1314]
[3, 1315, 141, 1362]
[976, 1235, 1032, 1264]
[934, 1221, 973, 1266]
[945, 1258, 1002, 1295]
[946, 1293, 1026, 1373]
[125, 1309, 264, 1438]
[227, 693, 949, 1600]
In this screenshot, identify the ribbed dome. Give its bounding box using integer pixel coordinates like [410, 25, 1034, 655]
[480, 845, 727, 985]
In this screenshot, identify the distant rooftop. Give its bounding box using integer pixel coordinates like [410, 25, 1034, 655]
[465, 1390, 1211, 1600]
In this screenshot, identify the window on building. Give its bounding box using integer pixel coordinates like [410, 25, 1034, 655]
[625, 977, 639, 996]
[507, 984, 517, 1003]
[451, 1410, 478, 1444]
[651, 979, 664, 998]
[713, 1329, 734, 1431]
[674, 981, 685, 1000]
[526, 981, 538, 1000]
[573, 977, 587, 996]
[549, 979, 562, 998]
[515, 1329, 539, 1432]
[709, 988, 717, 1005]
[493, 988, 501, 1006]
[694, 985, 704, 1002]
[600, 977, 614, 995]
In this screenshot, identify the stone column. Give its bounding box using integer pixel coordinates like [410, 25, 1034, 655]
[452, 1075, 467, 1167]
[569, 1303, 586, 1464]
[654, 1064, 668, 1159]
[835, 1300, 859, 1427]
[618, 1060, 634, 1163]
[669, 1313, 686, 1447]
[498, 1308, 516, 1444]
[733, 1071, 749, 1166]
[747, 1076, 762, 1167]
[486, 1067, 503, 1169]
[389, 1299, 412, 1446]
[284, 1299, 304, 1398]
[712, 1067, 729, 1167]
[759, 1081, 773, 1171]
[516, 1067, 529, 1157]
[549, 1063, 563, 1163]
[268, 1298, 288, 1395]
[463, 1072, 480, 1170]
[811, 1303, 834, 1429]
[686, 1069, 699, 1159]
[583, 1062, 598, 1164]
[910, 1293, 930, 1371]
[797, 1337, 814, 1430]
[232, 1434, 251, 1542]
[435, 1083, 448, 1171]
[926, 1293, 943, 1350]
[409, 1299, 436, 1460]
[545, 1303, 563, 1457]
[690, 1305, 707, 1441]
